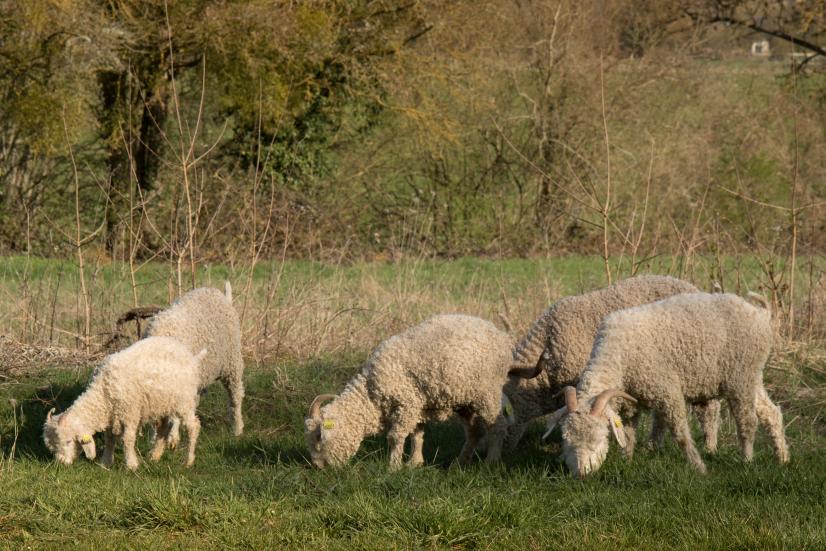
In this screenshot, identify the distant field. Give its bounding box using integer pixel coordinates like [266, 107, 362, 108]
[0, 255, 824, 548]
[2, 253, 819, 362]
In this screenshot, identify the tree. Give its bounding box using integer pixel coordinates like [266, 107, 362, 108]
[0, 0, 99, 252]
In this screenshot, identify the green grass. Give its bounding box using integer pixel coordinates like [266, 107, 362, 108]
[2, 252, 813, 346]
[0, 252, 793, 298]
[1, 358, 825, 550]
[1, 255, 824, 548]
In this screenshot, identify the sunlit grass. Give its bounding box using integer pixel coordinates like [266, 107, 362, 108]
[0, 255, 824, 548]
[1, 355, 824, 549]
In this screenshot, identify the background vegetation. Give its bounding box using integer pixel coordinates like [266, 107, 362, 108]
[2, 0, 825, 347]
[2, 0, 825, 259]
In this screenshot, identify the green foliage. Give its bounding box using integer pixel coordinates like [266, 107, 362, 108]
[2, 1, 826, 258]
[711, 151, 791, 244]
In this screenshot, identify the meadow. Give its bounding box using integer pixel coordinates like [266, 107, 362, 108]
[1, 255, 825, 549]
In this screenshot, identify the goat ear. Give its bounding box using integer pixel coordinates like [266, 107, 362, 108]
[542, 406, 568, 441]
[605, 407, 628, 449]
[79, 434, 96, 459]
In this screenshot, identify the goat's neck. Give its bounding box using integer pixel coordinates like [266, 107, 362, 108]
[65, 376, 113, 434]
[331, 375, 383, 440]
[577, 359, 624, 402]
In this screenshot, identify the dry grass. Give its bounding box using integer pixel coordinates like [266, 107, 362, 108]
[2, 254, 824, 380]
[0, 335, 95, 379]
[0, 255, 576, 368]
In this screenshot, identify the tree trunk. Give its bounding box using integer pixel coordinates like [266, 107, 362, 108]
[98, 65, 168, 256]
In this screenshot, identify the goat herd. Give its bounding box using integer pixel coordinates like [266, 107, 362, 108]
[42, 275, 790, 478]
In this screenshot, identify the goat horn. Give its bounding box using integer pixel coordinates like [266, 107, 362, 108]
[563, 386, 578, 413]
[508, 363, 542, 379]
[508, 351, 548, 379]
[308, 394, 337, 420]
[551, 386, 578, 413]
[47, 407, 56, 422]
[590, 389, 637, 418]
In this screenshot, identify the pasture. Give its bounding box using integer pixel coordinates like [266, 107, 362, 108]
[1, 256, 825, 549]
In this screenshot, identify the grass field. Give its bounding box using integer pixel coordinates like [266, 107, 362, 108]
[1, 256, 825, 549]
[3, 253, 820, 360]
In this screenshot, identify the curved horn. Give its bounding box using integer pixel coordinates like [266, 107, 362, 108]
[590, 389, 637, 418]
[553, 386, 578, 412]
[508, 363, 542, 379]
[47, 407, 56, 422]
[507, 351, 548, 379]
[542, 406, 568, 440]
[308, 394, 337, 420]
[563, 386, 578, 413]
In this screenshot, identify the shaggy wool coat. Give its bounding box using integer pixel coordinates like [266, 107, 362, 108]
[145, 283, 245, 436]
[43, 336, 204, 470]
[559, 292, 789, 476]
[503, 274, 700, 448]
[305, 314, 515, 469]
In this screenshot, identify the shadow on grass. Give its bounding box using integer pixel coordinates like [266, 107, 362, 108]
[2, 379, 88, 461]
[360, 420, 559, 471]
[421, 422, 468, 469]
[217, 431, 396, 469]
[219, 436, 311, 467]
[217, 420, 508, 470]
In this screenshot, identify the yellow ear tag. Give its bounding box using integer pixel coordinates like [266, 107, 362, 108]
[504, 403, 513, 417]
[613, 417, 623, 430]
[322, 420, 335, 430]
[80, 435, 92, 444]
